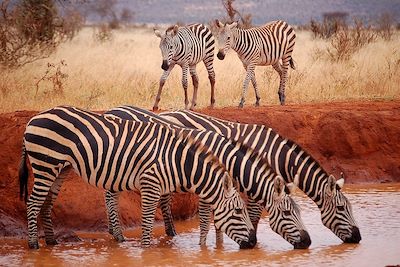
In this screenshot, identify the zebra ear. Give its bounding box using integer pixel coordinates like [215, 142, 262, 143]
[286, 182, 297, 194]
[154, 28, 163, 38]
[172, 25, 179, 36]
[229, 21, 238, 29]
[223, 172, 233, 191]
[327, 174, 337, 194]
[215, 19, 224, 28]
[274, 176, 285, 196]
[336, 177, 345, 190]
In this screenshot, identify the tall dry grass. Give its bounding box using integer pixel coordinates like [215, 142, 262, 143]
[0, 27, 399, 112]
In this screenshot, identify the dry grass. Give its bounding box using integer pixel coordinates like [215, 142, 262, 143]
[0, 27, 399, 112]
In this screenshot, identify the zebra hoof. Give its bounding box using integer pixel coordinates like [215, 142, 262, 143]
[238, 102, 244, 108]
[152, 106, 159, 112]
[114, 235, 126, 243]
[28, 241, 40, 249]
[255, 102, 260, 107]
[278, 92, 285, 105]
[165, 228, 177, 237]
[45, 239, 58, 246]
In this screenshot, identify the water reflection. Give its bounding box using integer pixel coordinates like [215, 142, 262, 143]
[1, 183, 400, 266]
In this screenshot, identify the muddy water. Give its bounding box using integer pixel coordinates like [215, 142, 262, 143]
[1, 183, 400, 267]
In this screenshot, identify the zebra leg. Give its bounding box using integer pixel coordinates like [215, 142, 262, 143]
[160, 193, 177, 237]
[104, 191, 125, 242]
[203, 57, 216, 108]
[181, 64, 190, 109]
[247, 199, 263, 238]
[250, 70, 261, 106]
[40, 177, 65, 246]
[273, 60, 289, 105]
[140, 181, 161, 247]
[153, 65, 174, 111]
[27, 175, 56, 249]
[239, 64, 255, 108]
[189, 65, 199, 110]
[198, 198, 212, 245]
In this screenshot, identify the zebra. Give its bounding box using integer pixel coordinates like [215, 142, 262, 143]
[18, 106, 256, 249]
[215, 19, 296, 107]
[104, 105, 311, 249]
[160, 110, 362, 244]
[153, 23, 216, 111]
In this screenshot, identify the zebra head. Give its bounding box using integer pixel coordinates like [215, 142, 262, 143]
[318, 174, 361, 243]
[154, 25, 178, 71]
[268, 176, 311, 249]
[213, 172, 256, 249]
[215, 19, 238, 60]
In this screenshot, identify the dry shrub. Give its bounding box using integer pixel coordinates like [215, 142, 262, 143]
[93, 24, 114, 43]
[221, 0, 252, 28]
[376, 13, 395, 41]
[35, 60, 68, 95]
[0, 0, 82, 69]
[310, 12, 348, 39]
[325, 18, 377, 61]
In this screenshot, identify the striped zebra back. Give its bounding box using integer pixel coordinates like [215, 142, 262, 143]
[160, 109, 361, 244]
[159, 23, 214, 65]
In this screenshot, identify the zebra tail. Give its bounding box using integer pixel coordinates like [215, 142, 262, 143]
[289, 57, 296, 70]
[19, 141, 29, 203]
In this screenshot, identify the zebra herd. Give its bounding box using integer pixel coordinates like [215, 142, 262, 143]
[18, 20, 361, 250]
[153, 20, 295, 110]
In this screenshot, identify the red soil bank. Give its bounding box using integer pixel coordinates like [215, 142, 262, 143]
[0, 101, 399, 237]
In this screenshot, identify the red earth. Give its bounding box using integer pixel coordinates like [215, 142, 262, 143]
[1, 100, 399, 237]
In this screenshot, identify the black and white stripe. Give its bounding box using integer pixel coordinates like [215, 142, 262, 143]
[160, 110, 362, 244]
[19, 106, 256, 249]
[215, 20, 296, 107]
[104, 106, 311, 249]
[153, 23, 216, 110]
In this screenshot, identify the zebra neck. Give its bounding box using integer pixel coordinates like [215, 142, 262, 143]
[292, 155, 328, 207]
[230, 28, 243, 53]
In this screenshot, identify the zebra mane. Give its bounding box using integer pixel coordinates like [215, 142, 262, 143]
[175, 129, 228, 174]
[179, 110, 331, 180]
[284, 137, 330, 178]
[289, 195, 301, 214]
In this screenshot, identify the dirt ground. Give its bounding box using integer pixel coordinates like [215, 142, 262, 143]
[1, 100, 399, 237]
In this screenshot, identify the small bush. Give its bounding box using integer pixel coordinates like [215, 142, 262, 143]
[93, 24, 113, 43]
[0, 0, 82, 69]
[376, 13, 395, 41]
[35, 60, 68, 95]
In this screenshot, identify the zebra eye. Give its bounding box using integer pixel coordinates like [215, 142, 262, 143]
[337, 205, 345, 211]
[169, 45, 173, 49]
[283, 210, 291, 216]
[235, 208, 243, 214]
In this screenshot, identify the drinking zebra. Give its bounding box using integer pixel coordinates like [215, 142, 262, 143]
[104, 106, 311, 249]
[160, 110, 362, 244]
[215, 20, 296, 107]
[153, 23, 216, 111]
[19, 106, 256, 249]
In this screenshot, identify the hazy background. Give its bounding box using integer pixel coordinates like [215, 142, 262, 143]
[98, 0, 400, 25]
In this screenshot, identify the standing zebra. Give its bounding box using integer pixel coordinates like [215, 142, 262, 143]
[19, 106, 256, 249]
[215, 20, 296, 107]
[104, 106, 311, 249]
[160, 110, 362, 244]
[153, 23, 216, 111]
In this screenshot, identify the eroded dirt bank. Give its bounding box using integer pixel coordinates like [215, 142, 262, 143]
[0, 101, 399, 237]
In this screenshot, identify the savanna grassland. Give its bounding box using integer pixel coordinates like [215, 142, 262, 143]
[0, 26, 399, 112]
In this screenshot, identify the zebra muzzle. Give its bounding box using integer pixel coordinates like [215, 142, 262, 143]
[239, 229, 257, 249]
[293, 230, 311, 249]
[161, 60, 169, 71]
[217, 51, 225, 60]
[344, 226, 361, 243]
